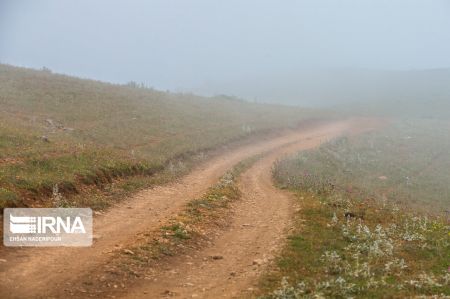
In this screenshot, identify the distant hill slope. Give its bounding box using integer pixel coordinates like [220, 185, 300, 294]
[200, 68, 450, 119]
[333, 69, 450, 119]
[0, 64, 316, 208]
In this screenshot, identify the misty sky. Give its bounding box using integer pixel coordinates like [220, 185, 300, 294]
[1, 0, 450, 94]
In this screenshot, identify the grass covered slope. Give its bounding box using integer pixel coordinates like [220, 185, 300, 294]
[273, 119, 450, 213]
[260, 193, 449, 298]
[0, 64, 314, 208]
[259, 120, 450, 298]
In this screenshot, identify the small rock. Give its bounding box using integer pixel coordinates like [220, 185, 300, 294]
[252, 259, 264, 266]
[230, 271, 236, 276]
[41, 135, 50, 143]
[123, 249, 135, 255]
[162, 290, 175, 296]
[211, 255, 223, 260]
[45, 119, 55, 127]
[0, 259, 7, 263]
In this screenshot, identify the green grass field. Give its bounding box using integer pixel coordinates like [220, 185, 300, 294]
[0, 64, 317, 209]
[259, 119, 450, 298]
[274, 119, 450, 213]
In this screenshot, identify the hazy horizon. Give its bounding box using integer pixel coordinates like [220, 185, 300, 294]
[1, 0, 450, 103]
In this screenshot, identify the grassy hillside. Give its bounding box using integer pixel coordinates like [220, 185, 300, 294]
[273, 119, 450, 213]
[201, 69, 450, 118]
[0, 64, 315, 209]
[258, 120, 450, 298]
[259, 192, 449, 298]
[336, 69, 450, 119]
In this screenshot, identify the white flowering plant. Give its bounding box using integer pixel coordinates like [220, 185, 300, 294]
[263, 129, 450, 298]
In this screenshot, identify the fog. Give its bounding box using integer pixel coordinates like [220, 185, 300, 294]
[1, 0, 450, 106]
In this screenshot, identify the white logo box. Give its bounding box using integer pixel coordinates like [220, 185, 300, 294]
[3, 208, 92, 247]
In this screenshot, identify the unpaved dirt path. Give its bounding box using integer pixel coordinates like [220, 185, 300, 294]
[120, 122, 356, 299]
[0, 119, 374, 299]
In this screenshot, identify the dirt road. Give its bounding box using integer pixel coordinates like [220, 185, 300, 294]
[0, 119, 372, 298]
